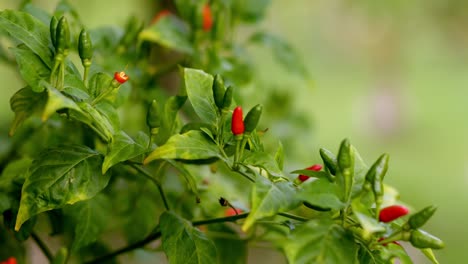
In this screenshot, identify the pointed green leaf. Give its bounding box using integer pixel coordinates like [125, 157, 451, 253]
[42, 86, 84, 121]
[0, 10, 53, 67]
[12, 45, 50, 92]
[242, 151, 284, 177]
[102, 131, 146, 174]
[0, 158, 32, 192]
[183, 68, 218, 125]
[297, 178, 345, 210]
[351, 147, 368, 198]
[167, 160, 199, 197]
[155, 95, 187, 145]
[15, 145, 110, 230]
[421, 248, 440, 264]
[282, 218, 358, 263]
[145, 131, 221, 164]
[139, 15, 193, 54]
[9, 87, 47, 136]
[242, 176, 300, 231]
[351, 197, 385, 234]
[160, 211, 217, 264]
[274, 141, 284, 171]
[64, 194, 111, 251]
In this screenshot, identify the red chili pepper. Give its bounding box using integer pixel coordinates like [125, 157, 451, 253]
[114, 71, 129, 84]
[231, 106, 244, 136]
[151, 9, 171, 24]
[379, 205, 409, 223]
[225, 207, 242, 217]
[298, 164, 323, 182]
[1, 257, 17, 264]
[202, 4, 213, 31]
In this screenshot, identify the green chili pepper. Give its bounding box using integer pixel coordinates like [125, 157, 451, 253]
[337, 138, 354, 199]
[212, 74, 225, 109]
[222, 86, 233, 109]
[146, 100, 161, 133]
[365, 153, 389, 208]
[319, 148, 338, 176]
[407, 205, 437, 229]
[50, 16, 58, 48]
[410, 229, 444, 249]
[55, 16, 70, 56]
[78, 29, 93, 65]
[244, 104, 263, 133]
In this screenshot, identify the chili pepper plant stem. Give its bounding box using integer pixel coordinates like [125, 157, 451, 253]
[129, 163, 170, 211]
[31, 231, 53, 262]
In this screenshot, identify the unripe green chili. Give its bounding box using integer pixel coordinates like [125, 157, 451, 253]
[337, 138, 354, 200]
[365, 153, 389, 213]
[78, 29, 93, 65]
[146, 99, 161, 133]
[244, 104, 263, 133]
[212, 74, 225, 109]
[50, 16, 58, 48]
[410, 229, 444, 249]
[55, 16, 70, 56]
[222, 86, 233, 109]
[319, 148, 338, 176]
[407, 205, 437, 230]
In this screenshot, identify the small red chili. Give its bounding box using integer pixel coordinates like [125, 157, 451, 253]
[231, 106, 245, 136]
[202, 4, 213, 32]
[114, 71, 129, 84]
[151, 9, 171, 24]
[0, 257, 17, 264]
[379, 205, 409, 223]
[298, 164, 323, 182]
[225, 207, 242, 217]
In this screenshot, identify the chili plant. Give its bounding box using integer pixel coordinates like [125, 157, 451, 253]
[0, 1, 443, 264]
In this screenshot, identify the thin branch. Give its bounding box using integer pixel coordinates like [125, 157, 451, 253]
[128, 162, 170, 211]
[278, 212, 308, 222]
[31, 231, 53, 262]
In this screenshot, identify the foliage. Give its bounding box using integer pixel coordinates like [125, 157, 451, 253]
[0, 1, 443, 264]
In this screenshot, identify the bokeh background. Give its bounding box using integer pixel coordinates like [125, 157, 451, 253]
[1, 0, 467, 263]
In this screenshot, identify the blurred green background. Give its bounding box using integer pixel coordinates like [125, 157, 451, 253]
[1, 0, 467, 263]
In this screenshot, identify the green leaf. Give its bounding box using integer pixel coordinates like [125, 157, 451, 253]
[183, 68, 218, 125]
[0, 10, 53, 67]
[242, 151, 284, 177]
[282, 218, 358, 263]
[102, 131, 146, 174]
[274, 141, 284, 171]
[421, 248, 440, 264]
[139, 15, 193, 54]
[209, 224, 248, 264]
[0, 158, 32, 192]
[74, 102, 115, 142]
[88, 72, 112, 98]
[351, 197, 385, 235]
[297, 178, 345, 210]
[95, 101, 120, 132]
[9, 87, 47, 136]
[242, 176, 300, 231]
[350, 147, 368, 198]
[42, 85, 84, 121]
[145, 131, 221, 164]
[155, 95, 187, 145]
[233, 0, 271, 23]
[250, 32, 308, 79]
[15, 145, 110, 230]
[124, 191, 159, 244]
[21, 3, 51, 25]
[160, 211, 217, 264]
[12, 44, 50, 92]
[64, 194, 111, 251]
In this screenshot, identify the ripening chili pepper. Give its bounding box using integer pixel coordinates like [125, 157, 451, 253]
[410, 229, 445, 249]
[114, 71, 129, 84]
[365, 153, 389, 209]
[319, 148, 338, 176]
[202, 4, 213, 31]
[55, 16, 70, 56]
[379, 205, 409, 223]
[50, 16, 58, 48]
[78, 29, 93, 66]
[212, 74, 226, 109]
[225, 207, 242, 217]
[146, 99, 161, 132]
[337, 139, 354, 199]
[244, 104, 263, 133]
[151, 9, 171, 24]
[407, 205, 437, 230]
[298, 164, 322, 182]
[222, 86, 233, 109]
[231, 106, 244, 136]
